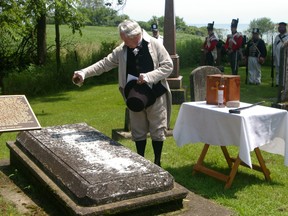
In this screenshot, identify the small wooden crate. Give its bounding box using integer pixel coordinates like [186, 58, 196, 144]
[206, 74, 240, 105]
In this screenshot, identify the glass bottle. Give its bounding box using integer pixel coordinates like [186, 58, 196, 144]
[217, 74, 225, 107]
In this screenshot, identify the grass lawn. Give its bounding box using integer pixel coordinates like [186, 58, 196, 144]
[1, 64, 288, 215]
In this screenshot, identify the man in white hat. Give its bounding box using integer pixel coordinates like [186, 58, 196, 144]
[151, 23, 164, 44]
[72, 20, 173, 167]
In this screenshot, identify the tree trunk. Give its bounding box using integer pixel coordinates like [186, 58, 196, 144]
[37, 13, 47, 65]
[55, 19, 61, 74]
[0, 74, 4, 94]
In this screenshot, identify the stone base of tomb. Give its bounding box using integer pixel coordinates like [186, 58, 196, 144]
[111, 128, 173, 141]
[7, 123, 188, 215]
[271, 102, 288, 111]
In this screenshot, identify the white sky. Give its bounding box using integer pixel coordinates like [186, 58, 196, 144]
[120, 0, 287, 25]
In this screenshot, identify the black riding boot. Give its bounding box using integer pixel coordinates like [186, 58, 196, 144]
[152, 140, 163, 167]
[135, 140, 147, 157]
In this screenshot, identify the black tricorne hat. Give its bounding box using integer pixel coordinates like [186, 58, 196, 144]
[124, 80, 156, 112]
[231, 18, 239, 28]
[207, 21, 214, 30]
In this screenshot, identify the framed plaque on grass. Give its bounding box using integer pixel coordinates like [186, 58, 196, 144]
[0, 95, 41, 133]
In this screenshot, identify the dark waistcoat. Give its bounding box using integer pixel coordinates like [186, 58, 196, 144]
[126, 39, 167, 98]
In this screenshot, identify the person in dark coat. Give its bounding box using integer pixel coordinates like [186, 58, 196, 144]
[245, 28, 267, 85]
[72, 20, 173, 167]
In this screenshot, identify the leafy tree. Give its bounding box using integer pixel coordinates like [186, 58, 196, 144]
[246, 17, 275, 43]
[79, 0, 127, 9]
[80, 0, 104, 8]
[51, 0, 86, 73]
[0, 0, 35, 92]
[1, 0, 86, 74]
[26, 0, 47, 65]
[112, 14, 130, 25]
[147, 16, 188, 32]
[78, 0, 127, 26]
[85, 7, 118, 26]
[175, 17, 188, 31]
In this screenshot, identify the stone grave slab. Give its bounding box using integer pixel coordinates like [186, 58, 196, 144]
[7, 123, 188, 215]
[190, 66, 221, 102]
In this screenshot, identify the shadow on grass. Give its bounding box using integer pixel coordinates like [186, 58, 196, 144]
[31, 92, 71, 103]
[0, 162, 64, 216]
[0, 162, 185, 216]
[166, 162, 283, 199]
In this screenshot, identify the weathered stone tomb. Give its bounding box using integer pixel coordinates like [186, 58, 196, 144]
[7, 123, 187, 215]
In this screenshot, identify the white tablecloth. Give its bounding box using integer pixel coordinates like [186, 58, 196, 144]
[173, 101, 288, 167]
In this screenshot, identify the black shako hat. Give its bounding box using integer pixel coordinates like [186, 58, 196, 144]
[252, 28, 260, 34]
[231, 18, 239, 28]
[207, 21, 214, 30]
[124, 80, 156, 112]
[278, 22, 287, 26]
[151, 23, 158, 31]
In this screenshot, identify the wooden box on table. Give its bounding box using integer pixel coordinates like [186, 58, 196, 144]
[206, 74, 240, 105]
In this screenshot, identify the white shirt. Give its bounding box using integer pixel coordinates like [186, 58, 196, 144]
[273, 32, 288, 66]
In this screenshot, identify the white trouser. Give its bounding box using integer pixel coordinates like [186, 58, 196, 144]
[248, 57, 261, 84]
[275, 66, 280, 85]
[129, 94, 167, 141]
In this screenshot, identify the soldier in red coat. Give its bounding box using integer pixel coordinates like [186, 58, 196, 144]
[202, 21, 218, 66]
[224, 18, 243, 75]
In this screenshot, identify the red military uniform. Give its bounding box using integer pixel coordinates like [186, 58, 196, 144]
[224, 18, 243, 75]
[204, 33, 218, 52]
[224, 32, 243, 52]
[202, 21, 218, 66]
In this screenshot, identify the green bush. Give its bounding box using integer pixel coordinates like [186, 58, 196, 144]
[264, 44, 273, 67]
[80, 40, 119, 85]
[3, 40, 119, 96]
[3, 64, 60, 96]
[177, 38, 203, 68]
[3, 33, 205, 96]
